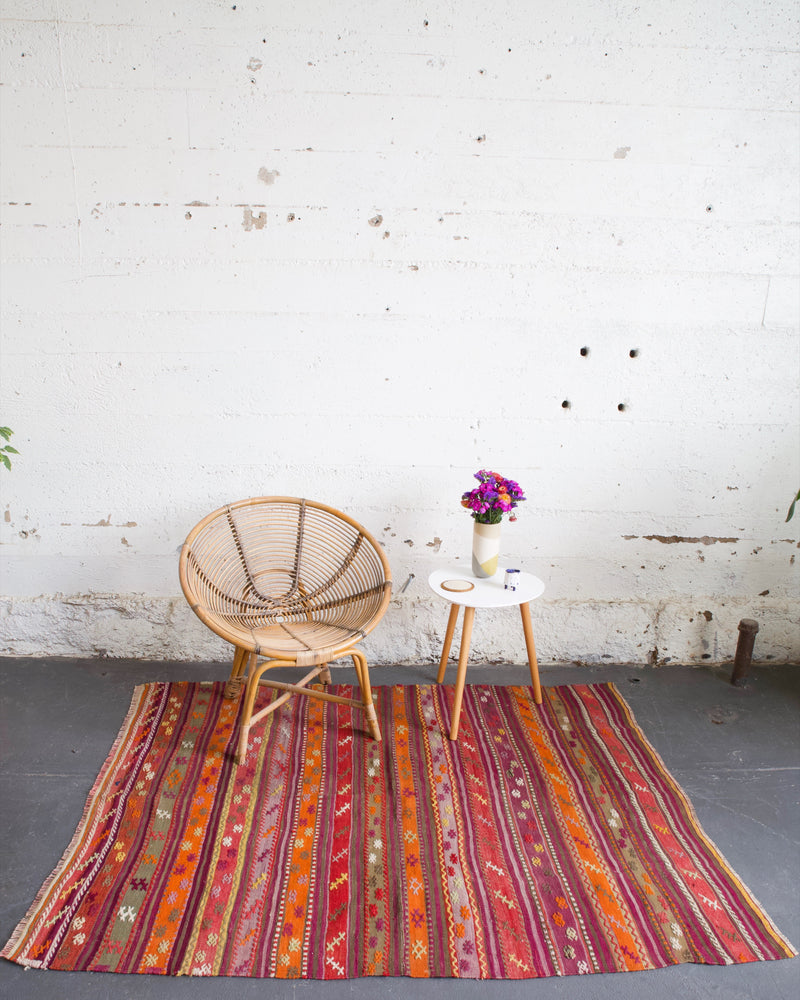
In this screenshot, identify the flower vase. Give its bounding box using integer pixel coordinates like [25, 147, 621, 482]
[472, 520, 501, 578]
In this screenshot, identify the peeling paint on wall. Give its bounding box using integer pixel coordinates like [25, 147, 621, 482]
[623, 535, 740, 545]
[242, 208, 267, 230]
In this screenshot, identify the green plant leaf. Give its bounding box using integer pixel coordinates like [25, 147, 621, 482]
[0, 427, 11, 442]
[787, 489, 800, 523]
[0, 453, 10, 470]
[3, 445, 19, 455]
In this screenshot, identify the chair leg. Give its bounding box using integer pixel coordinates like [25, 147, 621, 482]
[350, 652, 364, 689]
[224, 646, 249, 700]
[236, 720, 251, 766]
[236, 653, 263, 765]
[234, 650, 382, 762]
[351, 650, 381, 742]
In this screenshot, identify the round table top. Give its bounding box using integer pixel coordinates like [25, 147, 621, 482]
[428, 567, 545, 608]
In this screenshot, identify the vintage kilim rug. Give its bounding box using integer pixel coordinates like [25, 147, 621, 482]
[2, 681, 795, 979]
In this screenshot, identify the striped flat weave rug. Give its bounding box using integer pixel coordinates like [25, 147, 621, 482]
[3, 681, 795, 979]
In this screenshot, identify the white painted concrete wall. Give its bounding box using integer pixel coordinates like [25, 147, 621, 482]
[1, 1, 798, 667]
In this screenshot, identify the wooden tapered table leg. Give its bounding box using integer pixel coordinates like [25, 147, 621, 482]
[449, 605, 475, 741]
[520, 601, 542, 704]
[436, 604, 461, 684]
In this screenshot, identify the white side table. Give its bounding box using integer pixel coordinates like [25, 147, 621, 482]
[428, 568, 546, 740]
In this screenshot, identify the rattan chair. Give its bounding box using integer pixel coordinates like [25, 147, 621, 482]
[179, 497, 392, 764]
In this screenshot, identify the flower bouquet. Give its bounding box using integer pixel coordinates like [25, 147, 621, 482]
[461, 470, 526, 577]
[461, 469, 526, 524]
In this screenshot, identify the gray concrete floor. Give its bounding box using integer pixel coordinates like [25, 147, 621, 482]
[1, 658, 798, 999]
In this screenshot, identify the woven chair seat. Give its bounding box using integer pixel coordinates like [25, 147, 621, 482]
[186, 580, 387, 667]
[179, 496, 392, 762]
[193, 617, 374, 668]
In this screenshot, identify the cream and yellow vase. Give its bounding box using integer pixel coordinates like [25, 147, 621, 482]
[471, 520, 501, 578]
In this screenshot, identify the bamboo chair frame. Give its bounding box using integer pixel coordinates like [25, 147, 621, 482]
[179, 496, 392, 764]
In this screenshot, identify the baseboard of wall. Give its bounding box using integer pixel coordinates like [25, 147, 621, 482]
[1, 594, 796, 665]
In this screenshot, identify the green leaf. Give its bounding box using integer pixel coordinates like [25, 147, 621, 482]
[3, 445, 19, 455]
[0, 453, 10, 470]
[0, 427, 11, 442]
[787, 489, 800, 523]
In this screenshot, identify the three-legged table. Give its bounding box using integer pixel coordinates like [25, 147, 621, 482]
[428, 568, 546, 740]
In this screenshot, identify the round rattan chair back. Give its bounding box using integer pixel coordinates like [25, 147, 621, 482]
[180, 496, 392, 664]
[179, 497, 392, 764]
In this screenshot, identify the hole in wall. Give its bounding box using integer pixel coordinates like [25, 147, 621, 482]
[561, 400, 571, 409]
[580, 346, 589, 357]
[617, 403, 627, 412]
[629, 348, 639, 358]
